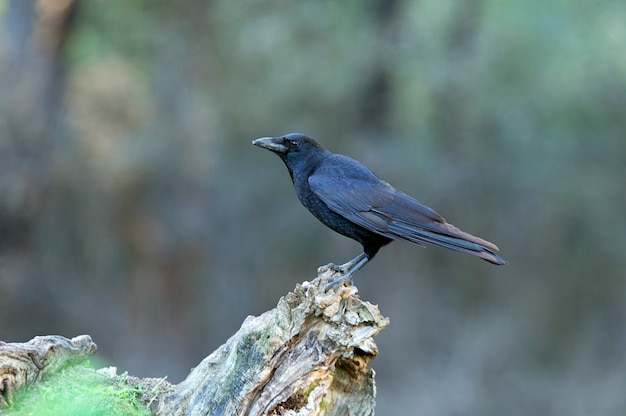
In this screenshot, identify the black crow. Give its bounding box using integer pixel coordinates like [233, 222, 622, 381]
[253, 133, 506, 288]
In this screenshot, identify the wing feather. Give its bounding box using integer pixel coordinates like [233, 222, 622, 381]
[309, 158, 505, 265]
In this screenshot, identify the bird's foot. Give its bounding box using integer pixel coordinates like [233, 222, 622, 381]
[318, 254, 369, 291]
[317, 263, 356, 291]
[318, 262, 351, 276]
[324, 274, 354, 291]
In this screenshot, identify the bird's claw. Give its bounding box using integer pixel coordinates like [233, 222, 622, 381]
[317, 263, 353, 290]
[324, 275, 354, 291]
[318, 262, 349, 275]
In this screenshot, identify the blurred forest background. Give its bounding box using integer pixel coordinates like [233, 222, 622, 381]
[1, 0, 625, 414]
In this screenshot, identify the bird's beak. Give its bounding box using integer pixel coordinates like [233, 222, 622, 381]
[252, 137, 288, 154]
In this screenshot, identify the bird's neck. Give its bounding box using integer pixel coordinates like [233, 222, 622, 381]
[284, 151, 331, 184]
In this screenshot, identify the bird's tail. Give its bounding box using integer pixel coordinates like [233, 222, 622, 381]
[389, 222, 507, 265]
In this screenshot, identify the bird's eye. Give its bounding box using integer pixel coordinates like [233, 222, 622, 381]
[289, 140, 299, 147]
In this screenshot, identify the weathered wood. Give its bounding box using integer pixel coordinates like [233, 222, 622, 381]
[0, 335, 97, 407]
[0, 270, 389, 415]
[155, 270, 389, 415]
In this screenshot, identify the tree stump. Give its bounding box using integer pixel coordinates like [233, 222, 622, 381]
[0, 270, 389, 415]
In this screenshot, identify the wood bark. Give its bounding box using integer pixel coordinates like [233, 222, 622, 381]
[0, 270, 389, 415]
[0, 335, 97, 407]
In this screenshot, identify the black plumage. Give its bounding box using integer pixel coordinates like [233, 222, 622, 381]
[253, 133, 506, 288]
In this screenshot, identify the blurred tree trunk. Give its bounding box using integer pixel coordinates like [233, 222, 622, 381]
[0, 0, 78, 247]
[0, 0, 79, 337]
[357, 0, 401, 136]
[433, 0, 484, 159]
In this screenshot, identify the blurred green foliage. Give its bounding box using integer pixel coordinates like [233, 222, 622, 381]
[1, 0, 625, 414]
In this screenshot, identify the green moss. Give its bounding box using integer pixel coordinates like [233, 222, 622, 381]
[242, 325, 276, 352]
[5, 363, 151, 416]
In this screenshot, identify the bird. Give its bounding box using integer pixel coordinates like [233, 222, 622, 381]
[253, 133, 506, 289]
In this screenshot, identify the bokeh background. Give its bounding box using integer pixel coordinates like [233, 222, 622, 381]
[1, 0, 625, 414]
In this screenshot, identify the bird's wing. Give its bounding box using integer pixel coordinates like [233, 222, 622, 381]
[309, 158, 505, 264]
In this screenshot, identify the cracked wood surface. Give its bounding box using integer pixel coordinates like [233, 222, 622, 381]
[155, 271, 389, 416]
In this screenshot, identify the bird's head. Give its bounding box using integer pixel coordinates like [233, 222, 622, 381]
[253, 133, 327, 172]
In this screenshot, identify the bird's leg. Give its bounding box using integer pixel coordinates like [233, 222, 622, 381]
[321, 253, 370, 290]
[323, 252, 368, 275]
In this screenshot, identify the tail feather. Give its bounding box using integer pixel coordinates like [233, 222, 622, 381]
[389, 223, 507, 265]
